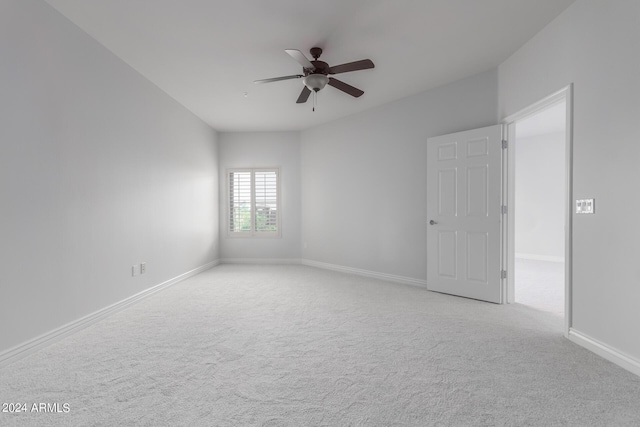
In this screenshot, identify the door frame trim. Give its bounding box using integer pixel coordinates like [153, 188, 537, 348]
[502, 84, 574, 338]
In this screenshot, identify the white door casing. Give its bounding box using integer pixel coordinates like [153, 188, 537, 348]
[427, 125, 503, 303]
[502, 84, 573, 336]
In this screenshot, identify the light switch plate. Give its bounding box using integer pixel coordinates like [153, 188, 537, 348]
[132, 265, 139, 276]
[576, 199, 595, 214]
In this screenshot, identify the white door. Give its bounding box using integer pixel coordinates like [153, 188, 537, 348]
[427, 125, 503, 303]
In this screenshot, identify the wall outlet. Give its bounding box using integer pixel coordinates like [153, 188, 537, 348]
[140, 262, 146, 274]
[132, 265, 139, 277]
[576, 199, 595, 214]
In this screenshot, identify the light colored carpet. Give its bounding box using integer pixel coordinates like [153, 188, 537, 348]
[1, 264, 639, 426]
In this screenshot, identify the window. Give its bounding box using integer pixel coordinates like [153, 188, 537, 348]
[228, 168, 280, 237]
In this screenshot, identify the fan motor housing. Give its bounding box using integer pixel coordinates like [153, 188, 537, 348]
[307, 60, 330, 75]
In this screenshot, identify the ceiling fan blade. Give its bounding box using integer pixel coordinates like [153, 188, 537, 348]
[329, 59, 374, 74]
[296, 86, 312, 103]
[285, 49, 315, 70]
[328, 78, 364, 97]
[254, 74, 303, 84]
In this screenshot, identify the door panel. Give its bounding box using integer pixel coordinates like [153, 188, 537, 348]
[467, 166, 488, 216]
[427, 125, 503, 303]
[438, 231, 457, 278]
[438, 169, 457, 216]
[466, 232, 488, 282]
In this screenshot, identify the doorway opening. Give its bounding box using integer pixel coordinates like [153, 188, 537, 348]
[503, 85, 573, 336]
[513, 102, 566, 317]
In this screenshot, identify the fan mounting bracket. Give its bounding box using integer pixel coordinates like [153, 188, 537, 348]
[310, 47, 323, 60]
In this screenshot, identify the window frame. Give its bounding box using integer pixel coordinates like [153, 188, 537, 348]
[227, 168, 281, 238]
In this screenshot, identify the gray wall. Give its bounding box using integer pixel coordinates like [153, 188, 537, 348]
[218, 132, 301, 261]
[0, 0, 219, 353]
[499, 0, 640, 360]
[300, 70, 498, 281]
[515, 132, 566, 261]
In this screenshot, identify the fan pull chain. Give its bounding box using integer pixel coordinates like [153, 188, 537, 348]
[312, 91, 316, 112]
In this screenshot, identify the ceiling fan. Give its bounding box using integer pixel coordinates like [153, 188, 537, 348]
[254, 47, 374, 106]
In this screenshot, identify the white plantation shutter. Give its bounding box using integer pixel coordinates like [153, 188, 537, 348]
[228, 168, 279, 237]
[228, 171, 252, 233]
[254, 171, 278, 233]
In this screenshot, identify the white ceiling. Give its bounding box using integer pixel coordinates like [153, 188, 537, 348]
[44, 0, 575, 132]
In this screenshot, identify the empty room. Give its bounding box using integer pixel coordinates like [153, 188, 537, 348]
[2, 0, 640, 425]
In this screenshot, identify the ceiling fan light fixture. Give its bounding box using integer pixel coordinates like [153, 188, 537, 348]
[303, 74, 329, 92]
[255, 48, 373, 105]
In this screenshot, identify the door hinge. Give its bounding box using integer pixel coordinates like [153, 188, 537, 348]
[502, 140, 508, 149]
[502, 205, 508, 215]
[501, 270, 507, 279]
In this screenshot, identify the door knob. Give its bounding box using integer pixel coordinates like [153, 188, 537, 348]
[429, 220, 437, 225]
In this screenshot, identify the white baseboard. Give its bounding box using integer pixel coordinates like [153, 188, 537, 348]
[218, 258, 427, 288]
[568, 328, 640, 377]
[301, 259, 427, 288]
[220, 258, 302, 265]
[0, 259, 220, 368]
[516, 253, 564, 263]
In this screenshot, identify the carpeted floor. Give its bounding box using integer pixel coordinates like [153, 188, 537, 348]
[1, 264, 639, 426]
